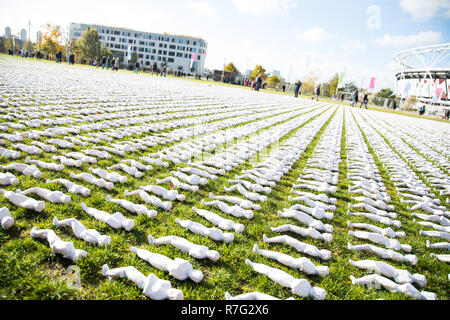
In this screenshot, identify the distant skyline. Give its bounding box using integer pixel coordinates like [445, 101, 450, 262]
[1, 0, 449, 90]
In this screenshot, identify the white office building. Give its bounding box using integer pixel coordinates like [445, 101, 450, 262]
[69, 23, 208, 73]
[20, 29, 27, 42]
[5, 26, 11, 38]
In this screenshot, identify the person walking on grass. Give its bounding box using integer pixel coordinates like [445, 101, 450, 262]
[114, 57, 119, 71]
[312, 84, 320, 101]
[101, 56, 106, 69]
[360, 92, 369, 109]
[351, 89, 359, 107]
[134, 61, 140, 74]
[294, 80, 302, 98]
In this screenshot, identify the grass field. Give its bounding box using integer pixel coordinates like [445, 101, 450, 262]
[0, 54, 448, 300]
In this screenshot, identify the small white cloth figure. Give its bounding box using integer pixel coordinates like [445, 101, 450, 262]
[270, 224, 332, 242]
[46, 178, 91, 197]
[426, 240, 449, 250]
[0, 162, 42, 179]
[349, 259, 426, 287]
[130, 246, 203, 282]
[70, 172, 114, 190]
[139, 185, 185, 201]
[108, 163, 143, 178]
[263, 234, 331, 260]
[171, 170, 207, 185]
[347, 242, 417, 265]
[193, 207, 244, 233]
[200, 199, 253, 219]
[157, 176, 199, 192]
[25, 157, 64, 171]
[30, 227, 87, 261]
[175, 218, 234, 243]
[278, 210, 333, 234]
[121, 159, 153, 171]
[17, 187, 71, 204]
[253, 244, 329, 276]
[224, 184, 267, 202]
[430, 253, 450, 263]
[0, 172, 19, 185]
[148, 234, 220, 261]
[350, 274, 437, 300]
[90, 168, 127, 183]
[347, 221, 405, 238]
[101, 264, 184, 300]
[245, 259, 326, 300]
[420, 230, 450, 241]
[106, 195, 157, 218]
[209, 192, 261, 210]
[225, 291, 295, 300]
[124, 189, 171, 211]
[348, 210, 402, 228]
[81, 202, 134, 231]
[0, 207, 14, 229]
[52, 155, 83, 168]
[53, 217, 111, 246]
[0, 188, 45, 212]
[348, 230, 412, 252]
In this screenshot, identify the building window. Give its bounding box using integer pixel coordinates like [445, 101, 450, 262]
[163, 50, 167, 55]
[149, 42, 155, 46]
[138, 54, 143, 58]
[74, 32, 81, 37]
[186, 40, 190, 44]
[176, 52, 183, 57]
[164, 44, 167, 48]
[151, 55, 155, 60]
[197, 55, 201, 60]
[157, 56, 161, 61]
[162, 57, 166, 61]
[178, 39, 183, 44]
[158, 50, 162, 54]
[168, 51, 175, 56]
[193, 41, 197, 46]
[159, 43, 163, 48]
[168, 58, 174, 63]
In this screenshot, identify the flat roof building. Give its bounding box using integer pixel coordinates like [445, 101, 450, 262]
[69, 22, 207, 74]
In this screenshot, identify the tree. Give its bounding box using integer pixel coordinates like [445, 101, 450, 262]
[328, 73, 339, 96]
[302, 75, 319, 95]
[267, 75, 280, 87]
[40, 24, 64, 58]
[343, 81, 358, 93]
[224, 62, 239, 74]
[100, 45, 113, 60]
[250, 65, 268, 80]
[77, 28, 100, 62]
[376, 88, 395, 99]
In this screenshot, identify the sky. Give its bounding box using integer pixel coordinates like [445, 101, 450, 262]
[1, 0, 449, 90]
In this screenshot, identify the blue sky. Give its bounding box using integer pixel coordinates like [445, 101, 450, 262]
[1, 0, 449, 90]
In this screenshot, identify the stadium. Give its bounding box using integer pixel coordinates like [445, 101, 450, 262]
[394, 43, 450, 115]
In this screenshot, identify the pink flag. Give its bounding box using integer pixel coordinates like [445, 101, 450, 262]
[368, 77, 376, 92]
[433, 88, 443, 102]
[191, 53, 196, 61]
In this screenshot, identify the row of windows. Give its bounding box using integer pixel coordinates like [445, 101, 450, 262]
[97, 27, 205, 47]
[106, 43, 202, 61]
[101, 37, 204, 53]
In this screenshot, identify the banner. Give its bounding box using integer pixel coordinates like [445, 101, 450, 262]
[368, 77, 376, 92]
[127, 45, 132, 58]
[432, 88, 443, 103]
[337, 72, 346, 88]
[402, 82, 411, 99]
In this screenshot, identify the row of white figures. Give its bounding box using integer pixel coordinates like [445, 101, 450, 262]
[354, 111, 449, 265]
[346, 110, 436, 298]
[0, 162, 42, 178]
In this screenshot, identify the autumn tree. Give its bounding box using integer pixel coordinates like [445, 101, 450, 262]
[100, 45, 113, 60]
[328, 73, 339, 96]
[267, 75, 280, 87]
[301, 74, 319, 95]
[224, 62, 239, 74]
[250, 65, 268, 80]
[77, 28, 100, 62]
[40, 24, 64, 58]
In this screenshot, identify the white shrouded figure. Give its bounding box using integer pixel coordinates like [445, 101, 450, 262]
[224, 184, 267, 202]
[31, 141, 57, 153]
[101, 264, 184, 300]
[30, 227, 87, 261]
[0, 207, 14, 229]
[411, 212, 449, 226]
[0, 172, 19, 185]
[290, 190, 337, 205]
[225, 291, 295, 300]
[124, 190, 171, 211]
[81, 202, 134, 231]
[253, 244, 329, 277]
[70, 172, 114, 191]
[426, 240, 449, 250]
[293, 181, 337, 194]
[411, 201, 446, 215]
[349, 187, 391, 203]
[200, 199, 253, 219]
[286, 204, 334, 220]
[420, 230, 450, 241]
[349, 203, 397, 219]
[148, 234, 220, 261]
[105, 195, 157, 218]
[175, 218, 234, 243]
[46, 178, 91, 197]
[349, 259, 426, 287]
[270, 224, 332, 242]
[278, 210, 333, 234]
[84, 149, 111, 159]
[17, 187, 71, 204]
[108, 163, 143, 178]
[413, 219, 450, 233]
[348, 210, 402, 228]
[347, 242, 417, 265]
[171, 170, 207, 186]
[235, 173, 276, 187]
[347, 221, 405, 238]
[130, 246, 203, 283]
[288, 195, 336, 212]
[121, 159, 153, 171]
[0, 163, 42, 179]
[0, 188, 45, 212]
[156, 176, 199, 192]
[65, 152, 97, 164]
[229, 179, 271, 194]
[53, 217, 111, 246]
[179, 167, 217, 180]
[354, 196, 395, 211]
[245, 259, 326, 300]
[192, 163, 226, 176]
[193, 207, 244, 233]
[348, 230, 412, 252]
[52, 156, 82, 168]
[139, 185, 185, 201]
[90, 168, 127, 183]
[209, 192, 261, 211]
[0, 147, 21, 159]
[25, 157, 64, 171]
[430, 253, 450, 263]
[139, 156, 169, 168]
[263, 234, 331, 260]
[350, 274, 437, 300]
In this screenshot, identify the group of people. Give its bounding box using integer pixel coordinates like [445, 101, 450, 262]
[101, 56, 120, 71]
[349, 89, 369, 109]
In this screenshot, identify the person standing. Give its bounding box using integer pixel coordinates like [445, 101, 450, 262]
[101, 56, 106, 69]
[134, 61, 140, 74]
[106, 56, 110, 70]
[114, 57, 119, 71]
[294, 80, 301, 97]
[351, 89, 359, 107]
[313, 84, 320, 101]
[360, 92, 369, 109]
[255, 74, 262, 91]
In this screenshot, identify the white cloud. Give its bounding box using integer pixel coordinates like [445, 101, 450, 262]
[295, 27, 331, 43]
[232, 0, 293, 16]
[375, 31, 442, 48]
[188, 1, 217, 17]
[399, 0, 450, 21]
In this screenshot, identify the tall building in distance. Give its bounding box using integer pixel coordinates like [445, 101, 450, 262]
[20, 29, 27, 42]
[270, 70, 281, 78]
[69, 23, 208, 74]
[36, 31, 42, 43]
[5, 26, 11, 38]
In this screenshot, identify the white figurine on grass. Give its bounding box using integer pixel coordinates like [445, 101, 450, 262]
[46, 178, 91, 197]
[81, 202, 134, 231]
[0, 207, 14, 229]
[17, 187, 71, 204]
[53, 217, 111, 246]
[263, 234, 331, 260]
[105, 195, 157, 218]
[193, 207, 244, 233]
[0, 188, 45, 212]
[175, 218, 234, 243]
